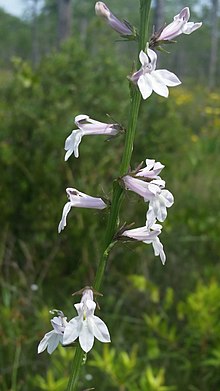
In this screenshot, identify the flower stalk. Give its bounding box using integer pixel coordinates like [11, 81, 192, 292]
[66, 346, 85, 391]
[66, 1, 152, 389]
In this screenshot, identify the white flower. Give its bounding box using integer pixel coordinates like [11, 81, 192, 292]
[122, 165, 174, 226]
[95, 2, 133, 36]
[122, 222, 166, 264]
[64, 114, 120, 160]
[158, 7, 202, 41]
[135, 158, 164, 178]
[63, 288, 111, 353]
[38, 313, 68, 354]
[58, 187, 107, 233]
[131, 48, 181, 99]
[146, 186, 174, 226]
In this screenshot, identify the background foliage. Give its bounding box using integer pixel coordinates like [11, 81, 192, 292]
[0, 1, 220, 390]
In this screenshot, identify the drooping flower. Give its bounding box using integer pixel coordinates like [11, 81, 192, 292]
[121, 222, 166, 264]
[95, 1, 134, 37]
[63, 288, 111, 353]
[64, 114, 120, 160]
[122, 159, 174, 226]
[131, 48, 181, 99]
[121, 157, 165, 199]
[38, 311, 68, 354]
[156, 7, 202, 42]
[58, 187, 107, 233]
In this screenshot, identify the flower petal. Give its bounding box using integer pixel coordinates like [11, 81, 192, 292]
[139, 50, 149, 66]
[152, 237, 166, 265]
[161, 189, 174, 207]
[63, 318, 80, 345]
[176, 7, 190, 22]
[137, 74, 153, 100]
[151, 196, 167, 222]
[151, 73, 169, 98]
[153, 69, 181, 87]
[79, 321, 95, 353]
[183, 21, 202, 34]
[38, 330, 54, 354]
[58, 201, 72, 233]
[146, 206, 157, 228]
[147, 48, 157, 70]
[47, 333, 62, 354]
[64, 129, 82, 160]
[75, 114, 89, 125]
[88, 315, 111, 343]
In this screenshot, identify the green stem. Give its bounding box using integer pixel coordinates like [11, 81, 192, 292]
[66, 1, 152, 389]
[66, 346, 84, 391]
[11, 343, 21, 391]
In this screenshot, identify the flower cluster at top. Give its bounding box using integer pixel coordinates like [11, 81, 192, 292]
[38, 288, 110, 354]
[96, 3, 202, 100]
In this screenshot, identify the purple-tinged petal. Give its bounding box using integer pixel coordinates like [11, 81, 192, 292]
[95, 2, 132, 36]
[175, 7, 190, 22]
[183, 21, 202, 34]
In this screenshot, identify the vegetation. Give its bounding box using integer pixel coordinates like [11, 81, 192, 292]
[0, 1, 220, 390]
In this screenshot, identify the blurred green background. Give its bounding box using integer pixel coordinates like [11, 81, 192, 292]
[1, 0, 220, 390]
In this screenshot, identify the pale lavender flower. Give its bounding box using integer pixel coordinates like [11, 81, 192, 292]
[122, 164, 174, 226]
[146, 185, 174, 226]
[65, 114, 120, 160]
[63, 288, 111, 353]
[122, 157, 166, 200]
[122, 175, 160, 200]
[58, 187, 107, 233]
[135, 158, 164, 178]
[122, 222, 166, 264]
[38, 311, 68, 354]
[131, 48, 181, 99]
[157, 7, 202, 42]
[95, 1, 133, 36]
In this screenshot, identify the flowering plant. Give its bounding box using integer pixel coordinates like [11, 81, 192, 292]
[38, 2, 202, 390]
